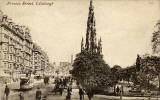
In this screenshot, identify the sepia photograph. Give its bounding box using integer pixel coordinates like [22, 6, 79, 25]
[0, 0, 160, 100]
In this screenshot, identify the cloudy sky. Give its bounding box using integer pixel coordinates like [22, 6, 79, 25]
[0, 0, 160, 67]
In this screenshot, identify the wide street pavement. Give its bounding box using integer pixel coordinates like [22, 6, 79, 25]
[2, 83, 160, 100]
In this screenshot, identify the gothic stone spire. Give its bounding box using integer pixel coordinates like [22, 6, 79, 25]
[85, 0, 97, 53]
[81, 37, 84, 52]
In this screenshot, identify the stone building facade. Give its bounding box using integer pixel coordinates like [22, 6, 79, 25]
[32, 43, 49, 76]
[0, 11, 49, 79]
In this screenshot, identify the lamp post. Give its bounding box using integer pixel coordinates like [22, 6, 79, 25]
[120, 86, 123, 100]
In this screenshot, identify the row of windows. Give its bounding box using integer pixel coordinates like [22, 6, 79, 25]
[1, 44, 32, 56]
[4, 53, 15, 61]
[3, 62, 13, 69]
[3, 34, 26, 51]
[3, 28, 23, 44]
[2, 42, 23, 51]
[3, 53, 32, 61]
[3, 62, 22, 69]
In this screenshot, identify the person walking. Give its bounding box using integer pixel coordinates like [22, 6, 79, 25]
[82, 88, 85, 99]
[19, 92, 24, 100]
[36, 87, 42, 100]
[66, 86, 71, 100]
[79, 88, 83, 100]
[4, 85, 10, 100]
[116, 86, 120, 96]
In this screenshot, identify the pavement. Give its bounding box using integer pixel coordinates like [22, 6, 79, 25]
[1, 83, 160, 100]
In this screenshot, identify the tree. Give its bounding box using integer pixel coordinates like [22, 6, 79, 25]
[136, 56, 157, 91]
[110, 65, 122, 84]
[151, 21, 160, 91]
[71, 51, 111, 100]
[152, 21, 160, 54]
[146, 56, 160, 91]
[121, 66, 135, 85]
[110, 65, 122, 94]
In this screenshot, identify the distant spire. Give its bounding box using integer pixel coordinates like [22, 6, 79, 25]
[0, 10, 3, 22]
[97, 37, 102, 54]
[89, 0, 93, 10]
[99, 37, 102, 53]
[71, 54, 73, 64]
[81, 37, 84, 52]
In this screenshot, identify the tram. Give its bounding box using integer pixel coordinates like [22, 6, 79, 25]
[20, 76, 34, 90]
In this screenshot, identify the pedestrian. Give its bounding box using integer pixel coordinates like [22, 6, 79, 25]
[19, 92, 24, 100]
[44, 77, 47, 85]
[4, 85, 10, 100]
[79, 88, 83, 100]
[66, 87, 71, 100]
[59, 84, 63, 96]
[116, 86, 120, 96]
[82, 89, 85, 99]
[36, 87, 42, 100]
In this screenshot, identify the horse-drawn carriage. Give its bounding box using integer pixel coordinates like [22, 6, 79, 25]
[52, 83, 63, 95]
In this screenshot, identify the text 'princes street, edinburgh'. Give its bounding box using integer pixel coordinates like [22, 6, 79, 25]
[6, 1, 54, 6]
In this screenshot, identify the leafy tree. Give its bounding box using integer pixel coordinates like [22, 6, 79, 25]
[121, 66, 135, 84]
[136, 56, 157, 91]
[151, 21, 160, 91]
[152, 21, 160, 54]
[145, 56, 160, 91]
[71, 51, 111, 100]
[111, 65, 122, 82]
[110, 65, 122, 94]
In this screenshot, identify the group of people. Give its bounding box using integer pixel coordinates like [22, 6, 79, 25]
[115, 86, 123, 96]
[2, 77, 86, 100]
[3, 84, 46, 100]
[4, 84, 24, 100]
[65, 84, 85, 100]
[66, 85, 72, 100]
[79, 88, 85, 100]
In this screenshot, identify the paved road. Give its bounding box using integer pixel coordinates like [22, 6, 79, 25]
[1, 83, 160, 100]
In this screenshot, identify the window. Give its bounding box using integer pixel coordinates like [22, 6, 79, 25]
[4, 62, 6, 67]
[10, 46, 12, 52]
[35, 62, 37, 64]
[4, 53, 7, 59]
[23, 53, 25, 57]
[3, 44, 8, 50]
[9, 64, 12, 69]
[34, 57, 37, 60]
[5, 45, 8, 50]
[4, 34, 9, 39]
[10, 54, 13, 60]
[17, 65, 19, 69]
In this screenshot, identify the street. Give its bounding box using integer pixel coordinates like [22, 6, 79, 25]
[1, 82, 160, 100]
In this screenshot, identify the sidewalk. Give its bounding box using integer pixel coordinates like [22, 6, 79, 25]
[86, 95, 160, 100]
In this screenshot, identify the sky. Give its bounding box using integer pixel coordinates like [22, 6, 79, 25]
[0, 0, 160, 67]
